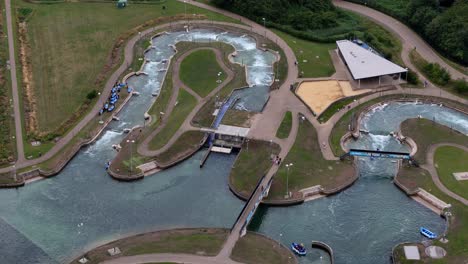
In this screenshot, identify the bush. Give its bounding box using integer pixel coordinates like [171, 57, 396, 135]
[453, 79, 468, 94]
[17, 8, 33, 22]
[421, 63, 451, 86]
[405, 69, 419, 85]
[86, 90, 98, 100]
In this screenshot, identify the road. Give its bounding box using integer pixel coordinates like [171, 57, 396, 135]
[333, 0, 467, 81]
[4, 0, 25, 163]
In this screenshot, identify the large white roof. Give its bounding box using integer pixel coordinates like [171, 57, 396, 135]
[336, 40, 407, 80]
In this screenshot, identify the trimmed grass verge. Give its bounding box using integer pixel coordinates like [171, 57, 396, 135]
[269, 116, 354, 199]
[148, 88, 197, 151]
[154, 131, 206, 166]
[179, 49, 225, 97]
[231, 233, 296, 264]
[276, 111, 292, 139]
[229, 140, 280, 197]
[71, 228, 228, 264]
[0, 2, 15, 165]
[434, 146, 468, 200]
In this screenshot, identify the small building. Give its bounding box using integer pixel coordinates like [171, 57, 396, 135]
[336, 40, 407, 88]
[117, 0, 127, 8]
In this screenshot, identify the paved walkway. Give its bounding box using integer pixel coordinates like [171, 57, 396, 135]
[100, 253, 243, 264]
[420, 143, 468, 206]
[137, 47, 234, 157]
[4, 0, 25, 163]
[333, 0, 467, 81]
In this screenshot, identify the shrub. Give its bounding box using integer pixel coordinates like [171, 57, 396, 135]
[86, 90, 98, 100]
[405, 69, 419, 85]
[421, 63, 451, 86]
[453, 79, 468, 94]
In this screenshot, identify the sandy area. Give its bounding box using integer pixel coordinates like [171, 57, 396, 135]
[296, 81, 370, 115]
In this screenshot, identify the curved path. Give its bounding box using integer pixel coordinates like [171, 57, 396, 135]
[420, 143, 468, 206]
[333, 0, 467, 81]
[4, 0, 25, 163]
[138, 47, 234, 156]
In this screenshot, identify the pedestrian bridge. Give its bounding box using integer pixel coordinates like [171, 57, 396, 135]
[345, 149, 411, 160]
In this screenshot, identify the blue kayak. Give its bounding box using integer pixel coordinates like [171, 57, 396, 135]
[291, 242, 306, 256]
[420, 227, 437, 239]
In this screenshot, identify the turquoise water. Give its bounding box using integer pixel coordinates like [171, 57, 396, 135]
[0, 27, 466, 264]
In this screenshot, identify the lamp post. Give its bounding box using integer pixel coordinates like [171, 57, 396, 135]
[184, 0, 187, 24]
[269, 139, 273, 155]
[127, 139, 135, 174]
[285, 163, 293, 198]
[262, 17, 266, 36]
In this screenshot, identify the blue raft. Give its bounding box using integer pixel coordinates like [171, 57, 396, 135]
[291, 243, 306, 256]
[420, 227, 437, 239]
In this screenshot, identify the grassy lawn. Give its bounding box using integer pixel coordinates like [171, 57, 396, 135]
[221, 109, 253, 128]
[434, 146, 468, 200]
[400, 119, 468, 164]
[231, 233, 295, 264]
[179, 49, 225, 97]
[0, 1, 15, 165]
[191, 44, 247, 128]
[272, 29, 335, 78]
[154, 130, 206, 167]
[396, 118, 468, 263]
[16, 0, 240, 137]
[269, 116, 354, 199]
[23, 141, 54, 160]
[276, 111, 292, 139]
[71, 228, 228, 264]
[229, 140, 280, 197]
[148, 88, 197, 151]
[317, 93, 369, 124]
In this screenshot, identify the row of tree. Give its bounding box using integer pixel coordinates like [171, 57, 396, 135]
[212, 0, 341, 31]
[348, 0, 467, 66]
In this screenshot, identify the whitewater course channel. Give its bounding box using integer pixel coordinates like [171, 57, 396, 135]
[1, 29, 467, 264]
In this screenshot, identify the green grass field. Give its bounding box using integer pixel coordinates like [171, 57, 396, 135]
[148, 88, 197, 151]
[0, 1, 15, 165]
[229, 140, 280, 197]
[276, 111, 292, 139]
[155, 130, 205, 166]
[272, 29, 335, 78]
[231, 233, 295, 264]
[179, 49, 225, 97]
[269, 116, 353, 199]
[72, 228, 228, 264]
[16, 0, 239, 136]
[434, 146, 468, 200]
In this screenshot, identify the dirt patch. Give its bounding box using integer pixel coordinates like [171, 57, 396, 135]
[18, 21, 38, 135]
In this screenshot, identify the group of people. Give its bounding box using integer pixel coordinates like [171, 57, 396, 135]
[272, 155, 282, 165]
[99, 83, 127, 115]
